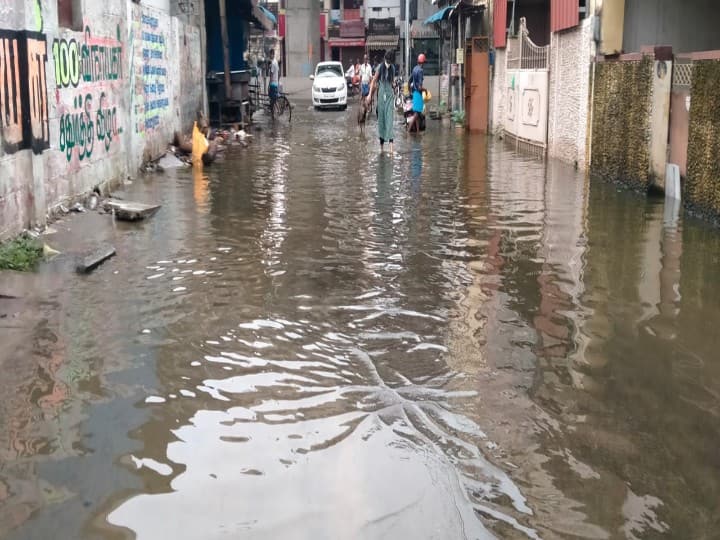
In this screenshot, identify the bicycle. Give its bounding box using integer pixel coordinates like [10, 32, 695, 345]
[247, 76, 292, 123]
[269, 90, 292, 121]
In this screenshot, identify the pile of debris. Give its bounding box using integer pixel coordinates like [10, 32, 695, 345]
[172, 122, 253, 164]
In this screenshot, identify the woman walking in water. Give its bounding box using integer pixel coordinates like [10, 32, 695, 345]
[367, 50, 396, 154]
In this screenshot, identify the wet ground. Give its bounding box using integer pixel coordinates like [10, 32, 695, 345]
[1, 101, 719, 540]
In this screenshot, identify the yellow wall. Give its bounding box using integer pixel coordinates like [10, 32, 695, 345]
[598, 0, 625, 55]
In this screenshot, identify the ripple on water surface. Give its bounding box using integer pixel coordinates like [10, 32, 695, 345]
[4, 108, 719, 540]
[105, 123, 537, 540]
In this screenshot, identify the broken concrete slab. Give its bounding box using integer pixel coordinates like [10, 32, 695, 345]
[76, 244, 116, 274]
[156, 152, 189, 171]
[104, 199, 161, 221]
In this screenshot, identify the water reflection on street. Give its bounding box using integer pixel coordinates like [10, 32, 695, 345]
[1, 104, 719, 540]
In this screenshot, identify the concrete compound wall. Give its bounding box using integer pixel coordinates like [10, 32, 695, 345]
[590, 56, 654, 190]
[685, 58, 720, 221]
[286, 0, 320, 78]
[0, 0, 204, 239]
[490, 48, 506, 135]
[547, 19, 594, 169]
[623, 0, 720, 55]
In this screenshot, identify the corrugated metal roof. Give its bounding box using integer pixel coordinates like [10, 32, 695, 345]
[493, 0, 507, 48]
[551, 0, 579, 33]
[366, 34, 400, 49]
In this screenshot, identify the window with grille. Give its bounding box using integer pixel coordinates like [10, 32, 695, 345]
[58, 0, 83, 31]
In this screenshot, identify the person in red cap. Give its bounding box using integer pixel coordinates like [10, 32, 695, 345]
[407, 53, 426, 133]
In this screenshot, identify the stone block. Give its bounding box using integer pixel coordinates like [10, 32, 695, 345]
[76, 244, 116, 274]
[104, 200, 161, 221]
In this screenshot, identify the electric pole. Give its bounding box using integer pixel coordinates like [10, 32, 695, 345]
[405, 0, 410, 77]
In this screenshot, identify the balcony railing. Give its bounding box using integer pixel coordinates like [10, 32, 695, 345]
[344, 8, 361, 20]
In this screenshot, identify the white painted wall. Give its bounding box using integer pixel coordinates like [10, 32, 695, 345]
[649, 58, 672, 190]
[365, 0, 400, 27]
[491, 48, 507, 134]
[139, 0, 172, 12]
[547, 19, 594, 169]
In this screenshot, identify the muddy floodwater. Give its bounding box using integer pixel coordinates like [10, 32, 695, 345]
[1, 103, 719, 540]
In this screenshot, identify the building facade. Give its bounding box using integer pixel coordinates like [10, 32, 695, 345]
[489, 0, 720, 220]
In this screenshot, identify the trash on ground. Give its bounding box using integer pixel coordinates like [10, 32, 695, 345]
[43, 243, 61, 258]
[156, 152, 189, 171]
[76, 244, 116, 274]
[104, 199, 161, 221]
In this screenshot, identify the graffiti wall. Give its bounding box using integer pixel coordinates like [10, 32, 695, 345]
[130, 3, 177, 163]
[0, 0, 204, 239]
[51, 25, 125, 162]
[0, 28, 49, 237]
[43, 17, 128, 207]
[0, 29, 49, 156]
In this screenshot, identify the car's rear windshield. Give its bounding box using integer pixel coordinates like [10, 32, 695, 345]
[317, 65, 342, 77]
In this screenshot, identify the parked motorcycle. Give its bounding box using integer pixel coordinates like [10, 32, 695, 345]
[394, 76, 405, 111]
[401, 86, 426, 133]
[346, 76, 360, 98]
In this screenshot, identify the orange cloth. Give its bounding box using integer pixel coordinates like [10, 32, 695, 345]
[191, 122, 209, 165]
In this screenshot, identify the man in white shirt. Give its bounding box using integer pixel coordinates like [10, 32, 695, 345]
[268, 48, 280, 112]
[359, 53, 372, 98]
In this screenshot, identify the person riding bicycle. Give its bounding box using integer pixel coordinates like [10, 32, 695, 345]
[268, 49, 280, 114]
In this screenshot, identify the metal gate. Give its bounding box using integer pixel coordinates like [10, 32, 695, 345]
[465, 37, 489, 133]
[504, 18, 550, 150]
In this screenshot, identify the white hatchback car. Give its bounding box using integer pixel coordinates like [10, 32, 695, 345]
[310, 61, 348, 110]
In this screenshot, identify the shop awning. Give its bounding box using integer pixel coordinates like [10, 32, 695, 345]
[251, 4, 275, 31]
[258, 5, 276, 24]
[328, 37, 366, 47]
[366, 34, 400, 50]
[424, 5, 455, 24]
[411, 20, 439, 38]
[432, 0, 486, 5]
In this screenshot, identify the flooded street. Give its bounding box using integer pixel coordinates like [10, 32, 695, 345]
[2, 102, 719, 540]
